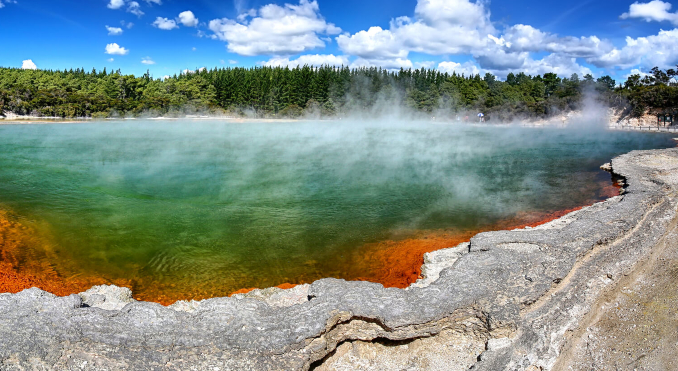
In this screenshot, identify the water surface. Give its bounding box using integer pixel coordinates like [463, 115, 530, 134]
[0, 120, 674, 302]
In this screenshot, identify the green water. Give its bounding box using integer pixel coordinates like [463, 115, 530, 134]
[0, 120, 674, 300]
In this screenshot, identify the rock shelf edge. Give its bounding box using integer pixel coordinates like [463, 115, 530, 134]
[2, 148, 678, 371]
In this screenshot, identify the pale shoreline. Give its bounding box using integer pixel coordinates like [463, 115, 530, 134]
[0, 116, 307, 125]
[0, 108, 673, 128]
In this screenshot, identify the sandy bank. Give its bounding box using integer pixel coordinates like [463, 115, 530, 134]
[1, 147, 677, 370]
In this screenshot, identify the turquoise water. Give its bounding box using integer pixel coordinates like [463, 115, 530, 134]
[0, 120, 674, 301]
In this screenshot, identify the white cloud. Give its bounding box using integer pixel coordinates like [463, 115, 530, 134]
[105, 43, 129, 55]
[237, 8, 257, 22]
[351, 57, 413, 70]
[106, 25, 123, 35]
[517, 54, 593, 78]
[337, 26, 408, 59]
[497, 24, 611, 58]
[208, 0, 341, 56]
[469, 24, 614, 74]
[337, 0, 494, 61]
[334, 0, 617, 75]
[141, 57, 155, 65]
[588, 28, 678, 69]
[178, 10, 198, 27]
[626, 68, 651, 79]
[229, 60, 238, 64]
[163, 75, 171, 80]
[21, 59, 37, 70]
[144, 0, 161, 5]
[437, 61, 481, 76]
[121, 20, 134, 29]
[0, 0, 17, 9]
[621, 1, 678, 25]
[108, 0, 125, 10]
[127, 1, 144, 17]
[474, 49, 530, 70]
[263, 54, 349, 67]
[107, 58, 115, 62]
[109, 0, 144, 16]
[182, 67, 206, 75]
[153, 17, 178, 30]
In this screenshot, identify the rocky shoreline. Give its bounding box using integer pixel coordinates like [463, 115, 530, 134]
[1, 148, 678, 370]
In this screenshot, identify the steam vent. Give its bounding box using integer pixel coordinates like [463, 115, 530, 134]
[0, 147, 675, 369]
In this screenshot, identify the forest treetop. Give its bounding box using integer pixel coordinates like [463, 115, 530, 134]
[0, 65, 676, 120]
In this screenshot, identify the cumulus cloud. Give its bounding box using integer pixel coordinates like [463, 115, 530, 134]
[626, 68, 651, 79]
[336, 0, 618, 76]
[263, 54, 349, 67]
[474, 49, 530, 70]
[107, 0, 125, 10]
[336, 0, 628, 76]
[208, 0, 341, 56]
[105, 43, 129, 55]
[121, 20, 134, 29]
[153, 17, 178, 30]
[497, 24, 612, 58]
[588, 28, 678, 69]
[437, 61, 481, 76]
[21, 60, 37, 70]
[141, 57, 155, 65]
[337, 26, 408, 60]
[336, 0, 511, 71]
[178, 10, 198, 27]
[108, 0, 144, 16]
[337, 0, 495, 63]
[106, 25, 123, 35]
[621, 1, 678, 25]
[127, 1, 144, 17]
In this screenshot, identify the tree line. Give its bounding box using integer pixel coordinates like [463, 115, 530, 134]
[0, 64, 675, 120]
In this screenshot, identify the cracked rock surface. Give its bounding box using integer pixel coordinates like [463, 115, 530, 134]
[1, 148, 677, 370]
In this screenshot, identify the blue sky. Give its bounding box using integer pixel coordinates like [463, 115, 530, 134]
[1, 0, 677, 81]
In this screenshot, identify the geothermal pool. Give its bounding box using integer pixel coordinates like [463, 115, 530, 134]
[0, 120, 675, 304]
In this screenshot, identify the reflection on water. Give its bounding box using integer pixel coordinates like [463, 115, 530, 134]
[0, 120, 674, 304]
